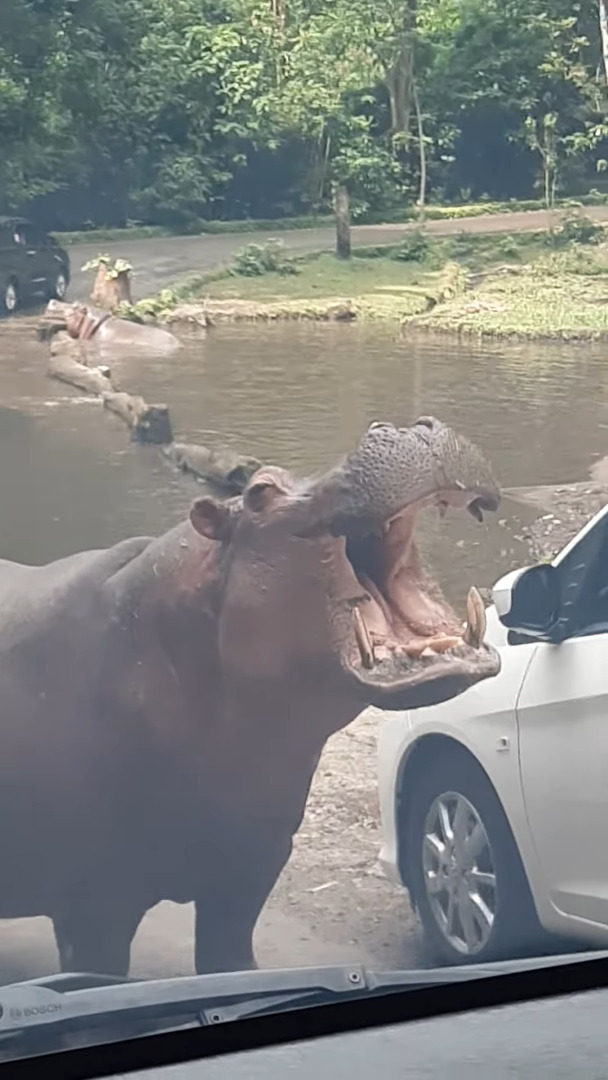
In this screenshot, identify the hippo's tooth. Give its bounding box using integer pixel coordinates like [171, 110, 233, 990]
[352, 607, 375, 669]
[404, 635, 463, 658]
[463, 586, 486, 648]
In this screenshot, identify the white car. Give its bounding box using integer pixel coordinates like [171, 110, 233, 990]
[378, 501, 608, 966]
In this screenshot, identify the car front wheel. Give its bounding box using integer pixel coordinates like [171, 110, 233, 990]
[405, 749, 546, 965]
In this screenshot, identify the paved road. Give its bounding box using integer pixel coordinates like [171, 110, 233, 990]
[68, 205, 608, 302]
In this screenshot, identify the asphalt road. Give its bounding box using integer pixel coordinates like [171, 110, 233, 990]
[68, 205, 608, 302]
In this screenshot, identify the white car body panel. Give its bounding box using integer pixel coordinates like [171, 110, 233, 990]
[517, 633, 608, 927]
[377, 502, 608, 949]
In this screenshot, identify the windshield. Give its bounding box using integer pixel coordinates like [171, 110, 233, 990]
[1, 0, 608, 1067]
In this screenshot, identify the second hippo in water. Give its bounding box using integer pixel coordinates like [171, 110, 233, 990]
[43, 299, 182, 355]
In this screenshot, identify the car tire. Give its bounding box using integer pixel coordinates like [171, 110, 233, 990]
[405, 748, 546, 966]
[1, 278, 19, 316]
[48, 267, 68, 301]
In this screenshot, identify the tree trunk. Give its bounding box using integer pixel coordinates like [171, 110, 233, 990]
[91, 265, 133, 310]
[413, 82, 426, 221]
[333, 184, 351, 260]
[599, 0, 608, 88]
[385, 0, 417, 135]
[387, 46, 414, 135]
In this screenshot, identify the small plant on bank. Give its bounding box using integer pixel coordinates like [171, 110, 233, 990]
[231, 239, 299, 277]
[81, 254, 134, 278]
[390, 229, 430, 262]
[120, 289, 181, 322]
[528, 246, 604, 279]
[549, 207, 605, 247]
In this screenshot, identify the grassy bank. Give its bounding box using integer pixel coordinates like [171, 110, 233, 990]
[52, 194, 608, 246]
[406, 250, 608, 340]
[126, 210, 608, 338]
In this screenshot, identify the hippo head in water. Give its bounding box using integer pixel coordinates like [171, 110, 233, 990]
[189, 416, 501, 712]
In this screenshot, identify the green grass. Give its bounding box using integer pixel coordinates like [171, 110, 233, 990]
[129, 221, 608, 336]
[204, 251, 428, 300]
[51, 194, 608, 246]
[198, 230, 546, 312]
[407, 245, 608, 340]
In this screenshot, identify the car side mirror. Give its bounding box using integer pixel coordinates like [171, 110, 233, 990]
[492, 563, 560, 640]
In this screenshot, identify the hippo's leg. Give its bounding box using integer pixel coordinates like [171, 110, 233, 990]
[194, 832, 293, 974]
[52, 899, 145, 976]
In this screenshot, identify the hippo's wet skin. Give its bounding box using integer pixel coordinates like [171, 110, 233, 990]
[43, 298, 181, 353]
[0, 418, 500, 977]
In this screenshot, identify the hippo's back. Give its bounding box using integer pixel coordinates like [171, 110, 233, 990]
[0, 537, 155, 915]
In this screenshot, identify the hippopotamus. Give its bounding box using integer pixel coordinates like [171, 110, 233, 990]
[0, 417, 500, 977]
[42, 299, 181, 354]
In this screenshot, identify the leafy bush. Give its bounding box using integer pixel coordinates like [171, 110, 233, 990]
[231, 239, 299, 277]
[390, 229, 430, 262]
[81, 253, 133, 278]
[526, 246, 603, 279]
[494, 235, 522, 259]
[550, 208, 604, 247]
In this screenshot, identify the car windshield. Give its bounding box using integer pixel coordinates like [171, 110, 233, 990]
[1, 0, 608, 1068]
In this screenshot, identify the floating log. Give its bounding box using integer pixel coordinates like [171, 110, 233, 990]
[102, 391, 173, 445]
[163, 442, 261, 492]
[48, 348, 113, 396]
[45, 332, 255, 483]
[47, 349, 172, 445]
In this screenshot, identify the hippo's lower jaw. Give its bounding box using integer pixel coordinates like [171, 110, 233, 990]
[344, 641, 501, 711]
[336, 494, 502, 711]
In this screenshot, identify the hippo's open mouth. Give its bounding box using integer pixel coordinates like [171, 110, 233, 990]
[339, 488, 501, 710]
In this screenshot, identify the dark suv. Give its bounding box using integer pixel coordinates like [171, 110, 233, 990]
[0, 216, 71, 315]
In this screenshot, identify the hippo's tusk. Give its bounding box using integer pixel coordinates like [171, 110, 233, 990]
[463, 586, 486, 648]
[352, 607, 375, 669]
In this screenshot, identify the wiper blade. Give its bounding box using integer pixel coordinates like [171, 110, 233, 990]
[0, 950, 607, 1059]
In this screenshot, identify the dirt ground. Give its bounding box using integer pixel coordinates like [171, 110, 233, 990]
[263, 705, 427, 972]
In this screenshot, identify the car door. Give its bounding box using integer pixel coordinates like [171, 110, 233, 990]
[1, 224, 28, 295]
[17, 223, 49, 298]
[516, 510, 608, 926]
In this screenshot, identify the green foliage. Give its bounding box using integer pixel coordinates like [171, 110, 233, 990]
[390, 229, 430, 262]
[231, 239, 300, 277]
[81, 254, 133, 279]
[549, 207, 605, 246]
[3, 0, 608, 226]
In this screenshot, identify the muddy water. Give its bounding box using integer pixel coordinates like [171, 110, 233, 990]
[1, 316, 608, 608]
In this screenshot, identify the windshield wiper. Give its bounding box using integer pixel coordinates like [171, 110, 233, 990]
[0, 950, 606, 1061]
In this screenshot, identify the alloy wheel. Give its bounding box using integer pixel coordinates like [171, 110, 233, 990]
[421, 790, 497, 957]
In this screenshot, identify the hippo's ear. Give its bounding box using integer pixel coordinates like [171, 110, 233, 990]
[189, 497, 235, 542]
[243, 469, 290, 513]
